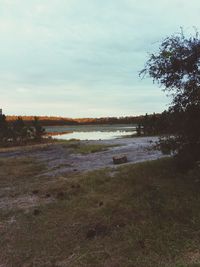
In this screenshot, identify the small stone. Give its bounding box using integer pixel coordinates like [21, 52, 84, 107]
[71, 184, 80, 189]
[33, 209, 40, 216]
[99, 201, 103, 207]
[56, 191, 65, 200]
[32, 190, 39, 195]
[86, 229, 96, 239]
[113, 155, 127, 165]
[138, 239, 146, 249]
[86, 224, 108, 239]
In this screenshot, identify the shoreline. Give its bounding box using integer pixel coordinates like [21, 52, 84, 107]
[0, 136, 164, 176]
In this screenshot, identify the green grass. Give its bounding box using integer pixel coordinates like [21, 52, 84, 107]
[59, 140, 117, 154]
[0, 157, 200, 266]
[74, 143, 117, 154]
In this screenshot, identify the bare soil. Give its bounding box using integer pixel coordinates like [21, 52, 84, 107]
[0, 136, 164, 177]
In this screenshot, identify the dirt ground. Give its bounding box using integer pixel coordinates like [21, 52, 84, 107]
[0, 136, 164, 177]
[1, 137, 200, 267]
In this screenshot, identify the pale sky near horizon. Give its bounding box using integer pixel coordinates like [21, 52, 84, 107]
[0, 0, 200, 117]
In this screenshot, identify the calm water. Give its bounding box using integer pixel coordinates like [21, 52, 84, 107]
[45, 124, 137, 140]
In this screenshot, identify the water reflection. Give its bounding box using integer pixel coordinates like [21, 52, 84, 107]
[45, 125, 136, 140]
[53, 130, 135, 140]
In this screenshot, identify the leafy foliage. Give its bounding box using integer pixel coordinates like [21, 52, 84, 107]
[136, 111, 172, 136]
[141, 30, 200, 168]
[32, 117, 45, 141]
[0, 115, 45, 146]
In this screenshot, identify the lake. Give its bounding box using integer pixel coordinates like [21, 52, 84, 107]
[45, 124, 137, 140]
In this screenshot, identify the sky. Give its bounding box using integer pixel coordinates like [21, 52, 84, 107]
[0, 0, 200, 117]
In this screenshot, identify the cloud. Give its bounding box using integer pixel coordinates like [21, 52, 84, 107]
[0, 0, 199, 116]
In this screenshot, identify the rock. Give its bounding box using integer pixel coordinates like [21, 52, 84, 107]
[86, 224, 108, 239]
[86, 228, 96, 239]
[138, 239, 146, 249]
[99, 201, 103, 207]
[56, 191, 68, 200]
[33, 209, 40, 216]
[71, 184, 80, 189]
[56, 191, 64, 199]
[113, 155, 127, 165]
[32, 190, 39, 195]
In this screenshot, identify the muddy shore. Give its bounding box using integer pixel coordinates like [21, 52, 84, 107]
[0, 136, 164, 176]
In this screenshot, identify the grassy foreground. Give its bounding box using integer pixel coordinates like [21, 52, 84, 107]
[0, 157, 200, 267]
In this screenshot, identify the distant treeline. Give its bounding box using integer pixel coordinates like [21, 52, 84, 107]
[6, 116, 78, 126]
[1, 112, 173, 147]
[6, 114, 166, 126]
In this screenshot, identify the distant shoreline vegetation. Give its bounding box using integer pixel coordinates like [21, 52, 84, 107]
[6, 113, 170, 128]
[0, 112, 173, 147]
[0, 114, 47, 147]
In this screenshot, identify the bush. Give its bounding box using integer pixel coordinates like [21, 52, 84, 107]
[141, 30, 200, 169]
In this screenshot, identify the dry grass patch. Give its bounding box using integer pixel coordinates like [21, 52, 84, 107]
[0, 158, 200, 266]
[59, 140, 118, 154]
[0, 157, 47, 216]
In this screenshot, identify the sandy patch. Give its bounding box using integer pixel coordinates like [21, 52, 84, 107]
[0, 136, 165, 177]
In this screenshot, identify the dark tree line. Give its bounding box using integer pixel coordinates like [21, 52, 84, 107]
[141, 30, 200, 169]
[136, 111, 172, 136]
[6, 115, 156, 126]
[0, 114, 45, 146]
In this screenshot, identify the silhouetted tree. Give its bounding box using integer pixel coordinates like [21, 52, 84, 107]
[32, 117, 45, 141]
[141, 30, 200, 168]
[0, 114, 9, 143]
[0, 114, 45, 147]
